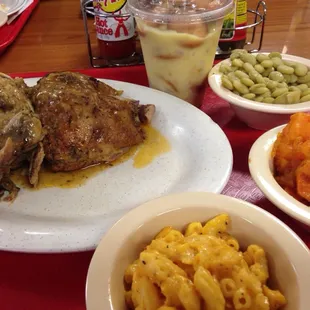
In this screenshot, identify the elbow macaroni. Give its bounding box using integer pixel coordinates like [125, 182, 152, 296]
[124, 214, 287, 310]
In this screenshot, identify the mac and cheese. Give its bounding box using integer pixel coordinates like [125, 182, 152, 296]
[124, 214, 287, 310]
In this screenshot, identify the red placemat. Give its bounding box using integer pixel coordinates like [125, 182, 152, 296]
[1, 66, 309, 310]
[0, 0, 39, 55]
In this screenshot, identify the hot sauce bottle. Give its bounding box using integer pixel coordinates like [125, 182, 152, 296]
[94, 0, 136, 60]
[218, 0, 247, 52]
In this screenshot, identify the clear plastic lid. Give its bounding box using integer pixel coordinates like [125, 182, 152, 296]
[127, 0, 234, 23]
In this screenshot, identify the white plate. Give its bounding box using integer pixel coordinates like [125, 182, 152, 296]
[0, 0, 26, 15]
[0, 78, 233, 253]
[249, 125, 310, 226]
[0, 10, 7, 27]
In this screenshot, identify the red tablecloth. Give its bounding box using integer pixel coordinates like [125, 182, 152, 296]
[1, 66, 309, 310]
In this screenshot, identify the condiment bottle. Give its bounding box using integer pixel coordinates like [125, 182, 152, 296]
[94, 0, 136, 60]
[218, 0, 247, 52]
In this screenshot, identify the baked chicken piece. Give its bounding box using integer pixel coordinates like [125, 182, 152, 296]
[30, 72, 155, 172]
[273, 112, 310, 204]
[0, 73, 44, 200]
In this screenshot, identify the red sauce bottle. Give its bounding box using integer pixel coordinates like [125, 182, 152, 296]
[94, 0, 136, 60]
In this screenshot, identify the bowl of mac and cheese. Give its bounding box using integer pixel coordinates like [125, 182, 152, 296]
[86, 192, 310, 310]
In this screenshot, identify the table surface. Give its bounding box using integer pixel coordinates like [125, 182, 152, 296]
[0, 1, 310, 310]
[0, 0, 310, 73]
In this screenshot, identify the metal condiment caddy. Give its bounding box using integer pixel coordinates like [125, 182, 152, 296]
[82, 0, 267, 68]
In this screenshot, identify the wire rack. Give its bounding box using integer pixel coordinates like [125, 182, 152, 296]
[82, 0, 267, 68]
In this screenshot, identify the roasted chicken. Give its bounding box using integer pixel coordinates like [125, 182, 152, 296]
[30, 72, 155, 172]
[0, 73, 44, 200]
[273, 112, 310, 205]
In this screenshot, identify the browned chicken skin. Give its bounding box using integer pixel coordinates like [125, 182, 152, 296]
[0, 74, 44, 200]
[30, 72, 155, 172]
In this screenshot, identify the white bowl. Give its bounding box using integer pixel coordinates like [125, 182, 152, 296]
[249, 125, 310, 226]
[86, 192, 310, 310]
[208, 54, 310, 130]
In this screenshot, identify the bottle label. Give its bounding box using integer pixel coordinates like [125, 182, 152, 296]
[94, 1, 135, 42]
[220, 0, 247, 42]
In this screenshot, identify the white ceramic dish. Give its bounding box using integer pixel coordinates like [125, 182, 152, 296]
[0, 78, 233, 253]
[86, 192, 310, 310]
[0, 10, 7, 27]
[249, 125, 310, 226]
[208, 53, 310, 130]
[0, 0, 26, 15]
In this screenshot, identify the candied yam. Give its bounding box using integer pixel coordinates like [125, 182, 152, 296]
[296, 159, 310, 202]
[273, 112, 310, 204]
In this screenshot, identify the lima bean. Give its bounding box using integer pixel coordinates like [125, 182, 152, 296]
[256, 54, 270, 63]
[227, 72, 239, 82]
[256, 74, 266, 84]
[302, 89, 310, 97]
[243, 62, 255, 73]
[288, 86, 301, 92]
[286, 91, 301, 104]
[241, 77, 255, 87]
[230, 52, 241, 61]
[283, 60, 296, 67]
[262, 67, 274, 77]
[243, 93, 256, 100]
[300, 94, 310, 102]
[261, 60, 274, 68]
[269, 71, 284, 82]
[254, 64, 264, 74]
[271, 57, 283, 68]
[298, 73, 310, 83]
[240, 53, 257, 66]
[268, 52, 282, 59]
[235, 70, 249, 79]
[233, 80, 250, 94]
[294, 63, 308, 77]
[264, 97, 275, 103]
[250, 84, 268, 95]
[274, 93, 288, 104]
[291, 74, 298, 83]
[277, 82, 288, 88]
[262, 90, 272, 98]
[232, 59, 244, 68]
[277, 65, 294, 75]
[249, 70, 260, 82]
[283, 74, 291, 84]
[272, 88, 288, 98]
[254, 95, 264, 102]
[265, 79, 278, 90]
[222, 76, 233, 90]
[297, 84, 308, 91]
[220, 64, 232, 74]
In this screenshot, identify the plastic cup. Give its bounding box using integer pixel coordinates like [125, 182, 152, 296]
[128, 0, 233, 107]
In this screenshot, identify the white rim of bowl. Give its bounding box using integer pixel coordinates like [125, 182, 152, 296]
[0, 10, 8, 28]
[85, 192, 310, 310]
[208, 53, 310, 114]
[249, 125, 310, 226]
